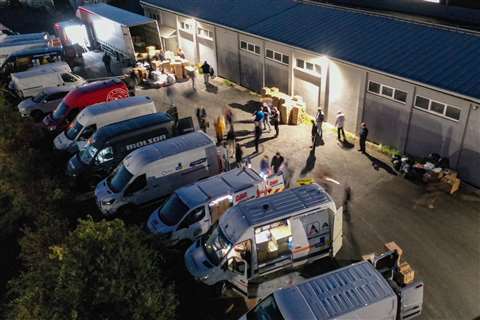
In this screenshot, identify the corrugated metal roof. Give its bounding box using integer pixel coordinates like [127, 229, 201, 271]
[139, 0, 297, 30]
[275, 261, 396, 320]
[141, 0, 480, 100]
[79, 3, 154, 27]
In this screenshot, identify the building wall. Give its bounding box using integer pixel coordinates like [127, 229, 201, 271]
[292, 50, 324, 116]
[177, 16, 195, 61]
[238, 34, 263, 92]
[197, 21, 217, 73]
[215, 27, 240, 83]
[327, 60, 365, 133]
[264, 40, 291, 94]
[160, 11, 176, 28]
[457, 105, 480, 186]
[405, 86, 470, 167]
[363, 72, 415, 150]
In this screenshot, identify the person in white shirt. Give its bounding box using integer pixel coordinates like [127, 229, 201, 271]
[335, 111, 346, 141]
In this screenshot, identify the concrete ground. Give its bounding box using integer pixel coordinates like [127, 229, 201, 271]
[131, 76, 480, 320]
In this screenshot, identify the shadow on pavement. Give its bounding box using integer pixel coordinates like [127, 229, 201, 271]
[301, 150, 317, 176]
[365, 153, 397, 176]
[338, 139, 355, 149]
[206, 83, 218, 94]
[229, 100, 261, 114]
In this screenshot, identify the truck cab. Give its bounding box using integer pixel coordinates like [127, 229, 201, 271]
[184, 184, 343, 297]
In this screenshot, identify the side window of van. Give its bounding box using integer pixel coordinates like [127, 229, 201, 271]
[66, 109, 79, 122]
[124, 174, 147, 195]
[80, 124, 97, 140]
[50, 91, 68, 101]
[95, 146, 113, 164]
[61, 73, 78, 83]
[179, 207, 205, 229]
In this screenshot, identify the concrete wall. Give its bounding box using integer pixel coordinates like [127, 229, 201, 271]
[363, 72, 414, 150]
[160, 11, 176, 28]
[405, 87, 470, 167]
[197, 21, 217, 73]
[292, 50, 323, 116]
[327, 60, 365, 133]
[238, 34, 263, 91]
[457, 105, 480, 186]
[264, 41, 290, 94]
[215, 27, 240, 83]
[177, 16, 195, 61]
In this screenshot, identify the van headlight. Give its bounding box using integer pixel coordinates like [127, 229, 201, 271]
[102, 198, 116, 206]
[200, 274, 209, 281]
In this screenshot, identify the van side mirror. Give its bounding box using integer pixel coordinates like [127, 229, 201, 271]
[42, 99, 47, 104]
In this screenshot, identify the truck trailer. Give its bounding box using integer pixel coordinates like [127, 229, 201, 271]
[76, 3, 161, 65]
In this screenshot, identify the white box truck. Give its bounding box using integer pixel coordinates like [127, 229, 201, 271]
[184, 184, 343, 297]
[240, 259, 424, 320]
[9, 65, 85, 98]
[54, 96, 157, 153]
[0, 36, 48, 65]
[76, 3, 161, 65]
[95, 131, 223, 216]
[147, 167, 285, 246]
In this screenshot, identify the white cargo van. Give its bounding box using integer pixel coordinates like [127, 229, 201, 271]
[240, 260, 424, 320]
[9, 65, 85, 98]
[95, 131, 223, 216]
[184, 184, 343, 296]
[147, 167, 285, 245]
[54, 96, 157, 153]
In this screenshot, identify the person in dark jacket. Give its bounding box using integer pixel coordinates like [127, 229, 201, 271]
[271, 106, 280, 137]
[311, 120, 318, 151]
[254, 123, 262, 153]
[201, 61, 211, 85]
[102, 52, 112, 75]
[359, 122, 368, 153]
[271, 152, 284, 174]
[235, 143, 243, 167]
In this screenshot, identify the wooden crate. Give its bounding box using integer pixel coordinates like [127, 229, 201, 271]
[279, 104, 290, 124]
[395, 261, 415, 285]
[172, 62, 184, 80]
[384, 241, 403, 264]
[289, 106, 303, 125]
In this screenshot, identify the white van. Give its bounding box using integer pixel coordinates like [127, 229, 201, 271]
[95, 131, 223, 216]
[184, 184, 343, 297]
[240, 260, 424, 320]
[147, 167, 285, 246]
[9, 65, 85, 98]
[54, 96, 157, 153]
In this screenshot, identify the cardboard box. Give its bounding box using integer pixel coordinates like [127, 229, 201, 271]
[396, 261, 415, 285]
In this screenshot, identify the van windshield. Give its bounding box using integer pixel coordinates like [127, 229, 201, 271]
[158, 194, 190, 226]
[203, 227, 232, 266]
[246, 295, 285, 320]
[79, 143, 98, 164]
[32, 91, 47, 103]
[65, 121, 83, 140]
[107, 164, 133, 193]
[52, 101, 69, 121]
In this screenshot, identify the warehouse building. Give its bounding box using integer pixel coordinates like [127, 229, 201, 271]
[140, 0, 480, 187]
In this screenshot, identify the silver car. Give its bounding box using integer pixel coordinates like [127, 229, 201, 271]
[17, 87, 71, 121]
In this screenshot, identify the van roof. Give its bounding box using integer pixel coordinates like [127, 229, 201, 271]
[12, 66, 65, 79]
[124, 131, 214, 175]
[92, 112, 172, 145]
[79, 96, 153, 119]
[274, 261, 396, 320]
[220, 184, 332, 244]
[63, 78, 127, 107]
[176, 168, 263, 209]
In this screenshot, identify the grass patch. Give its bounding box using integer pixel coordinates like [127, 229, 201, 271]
[377, 144, 400, 157]
[223, 79, 234, 87]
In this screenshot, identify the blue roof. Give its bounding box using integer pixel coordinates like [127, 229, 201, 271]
[139, 0, 297, 30]
[141, 0, 480, 100]
[79, 3, 154, 27]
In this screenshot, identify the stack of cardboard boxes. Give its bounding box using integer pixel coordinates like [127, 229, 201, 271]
[261, 87, 306, 125]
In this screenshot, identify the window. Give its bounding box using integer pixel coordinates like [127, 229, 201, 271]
[197, 28, 213, 40]
[381, 86, 394, 98]
[314, 64, 322, 75]
[61, 73, 77, 83]
[368, 81, 407, 104]
[394, 90, 407, 103]
[296, 59, 304, 69]
[180, 22, 192, 33]
[415, 96, 429, 110]
[240, 40, 261, 55]
[265, 48, 289, 65]
[414, 95, 461, 121]
[125, 174, 147, 195]
[95, 146, 114, 164]
[180, 207, 205, 228]
[306, 62, 314, 71]
[368, 81, 381, 94]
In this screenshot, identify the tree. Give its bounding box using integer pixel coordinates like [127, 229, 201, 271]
[6, 218, 177, 320]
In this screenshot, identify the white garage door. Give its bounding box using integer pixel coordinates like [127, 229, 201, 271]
[294, 69, 321, 116]
[198, 37, 217, 75]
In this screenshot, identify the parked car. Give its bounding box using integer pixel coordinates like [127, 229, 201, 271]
[147, 167, 284, 246]
[54, 96, 157, 153]
[184, 184, 343, 297]
[42, 78, 129, 133]
[95, 131, 222, 216]
[17, 86, 71, 121]
[9, 64, 84, 99]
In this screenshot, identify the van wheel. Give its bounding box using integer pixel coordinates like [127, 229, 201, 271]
[31, 110, 44, 122]
[118, 204, 135, 217]
[211, 281, 226, 297]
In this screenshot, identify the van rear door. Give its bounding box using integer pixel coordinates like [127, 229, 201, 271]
[332, 207, 343, 257]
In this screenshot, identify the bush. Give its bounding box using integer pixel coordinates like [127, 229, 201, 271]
[6, 218, 177, 320]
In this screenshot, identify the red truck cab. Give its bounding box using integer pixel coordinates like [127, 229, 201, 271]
[42, 78, 128, 133]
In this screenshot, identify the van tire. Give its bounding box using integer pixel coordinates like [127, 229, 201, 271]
[118, 204, 135, 217]
[31, 110, 44, 122]
[211, 281, 225, 297]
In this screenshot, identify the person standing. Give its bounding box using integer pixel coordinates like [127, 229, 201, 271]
[197, 107, 209, 133]
[235, 143, 243, 167]
[315, 108, 325, 140]
[226, 127, 236, 158]
[190, 69, 196, 90]
[271, 152, 284, 175]
[335, 111, 346, 141]
[359, 122, 368, 153]
[214, 115, 226, 144]
[225, 107, 234, 130]
[271, 105, 280, 137]
[262, 103, 271, 132]
[311, 120, 318, 150]
[253, 107, 265, 131]
[260, 155, 270, 178]
[201, 61, 211, 86]
[254, 123, 262, 153]
[102, 52, 112, 75]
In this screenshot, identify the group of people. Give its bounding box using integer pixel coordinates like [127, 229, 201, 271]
[253, 102, 280, 153]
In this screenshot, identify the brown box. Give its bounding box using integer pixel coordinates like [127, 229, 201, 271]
[279, 104, 290, 125]
[289, 106, 302, 125]
[384, 241, 403, 258]
[396, 261, 415, 285]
